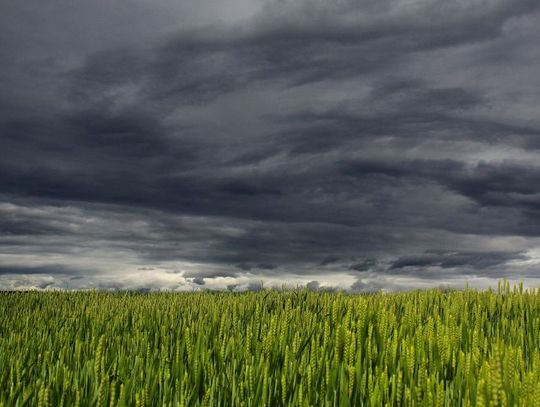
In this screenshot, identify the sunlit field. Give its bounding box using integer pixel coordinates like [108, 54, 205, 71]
[1, 282, 539, 406]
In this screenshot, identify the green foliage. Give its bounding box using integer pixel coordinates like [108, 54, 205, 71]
[1, 281, 540, 406]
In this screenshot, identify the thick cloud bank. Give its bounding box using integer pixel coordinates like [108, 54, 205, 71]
[2, 0, 540, 290]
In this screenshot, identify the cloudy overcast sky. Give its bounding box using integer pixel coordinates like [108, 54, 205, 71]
[2, 0, 540, 291]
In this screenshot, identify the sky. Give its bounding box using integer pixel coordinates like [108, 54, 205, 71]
[2, 0, 540, 291]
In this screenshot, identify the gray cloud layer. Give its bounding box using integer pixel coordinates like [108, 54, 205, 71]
[1, 0, 540, 290]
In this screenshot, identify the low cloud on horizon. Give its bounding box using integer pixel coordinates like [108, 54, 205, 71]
[2, 0, 540, 291]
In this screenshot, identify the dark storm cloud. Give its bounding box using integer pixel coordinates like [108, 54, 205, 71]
[2, 0, 540, 290]
[0, 264, 86, 276]
[273, 93, 540, 159]
[341, 159, 540, 217]
[62, 0, 540, 105]
[389, 251, 528, 271]
[349, 259, 378, 272]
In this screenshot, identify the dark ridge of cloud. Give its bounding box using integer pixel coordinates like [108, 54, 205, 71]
[272, 99, 540, 157]
[369, 80, 486, 112]
[0, 217, 69, 237]
[340, 158, 465, 182]
[349, 259, 377, 272]
[0, 264, 85, 276]
[389, 251, 528, 271]
[447, 164, 540, 211]
[341, 159, 540, 215]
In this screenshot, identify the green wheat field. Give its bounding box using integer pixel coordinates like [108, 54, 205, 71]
[1, 282, 540, 406]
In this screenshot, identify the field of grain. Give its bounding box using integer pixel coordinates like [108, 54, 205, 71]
[1, 283, 540, 406]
